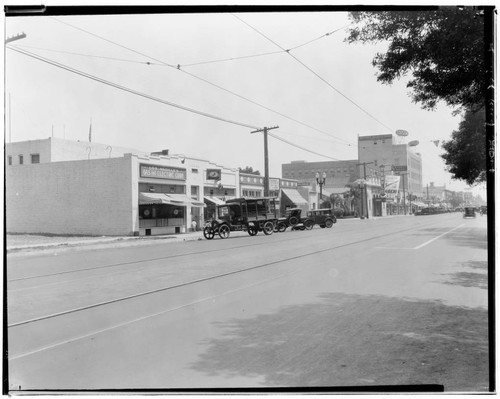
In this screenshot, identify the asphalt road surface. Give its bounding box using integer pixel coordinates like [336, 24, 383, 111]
[7, 213, 489, 392]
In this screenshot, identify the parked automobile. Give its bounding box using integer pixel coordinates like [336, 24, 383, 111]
[306, 208, 336, 228]
[463, 206, 476, 218]
[480, 205, 487, 216]
[275, 208, 313, 232]
[203, 197, 279, 239]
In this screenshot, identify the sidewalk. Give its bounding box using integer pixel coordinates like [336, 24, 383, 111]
[6, 215, 409, 255]
[6, 231, 205, 254]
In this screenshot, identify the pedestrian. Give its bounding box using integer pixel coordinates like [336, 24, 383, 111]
[191, 219, 197, 232]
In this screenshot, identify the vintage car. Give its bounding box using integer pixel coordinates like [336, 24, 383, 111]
[480, 205, 487, 216]
[463, 206, 476, 218]
[203, 197, 279, 239]
[306, 208, 336, 228]
[275, 208, 314, 232]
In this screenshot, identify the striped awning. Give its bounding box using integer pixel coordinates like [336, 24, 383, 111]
[139, 193, 206, 207]
[281, 188, 308, 205]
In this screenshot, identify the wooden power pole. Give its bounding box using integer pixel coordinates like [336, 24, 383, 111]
[251, 126, 279, 196]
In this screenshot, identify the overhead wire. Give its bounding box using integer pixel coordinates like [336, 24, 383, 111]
[49, 16, 355, 148]
[8, 45, 340, 161]
[12, 44, 161, 65]
[178, 23, 351, 68]
[7, 46, 260, 130]
[232, 13, 396, 134]
[43, 17, 398, 164]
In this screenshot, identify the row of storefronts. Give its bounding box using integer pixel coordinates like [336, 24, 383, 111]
[6, 139, 320, 236]
[6, 138, 433, 236]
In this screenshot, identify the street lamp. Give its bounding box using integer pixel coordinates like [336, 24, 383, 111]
[316, 171, 326, 209]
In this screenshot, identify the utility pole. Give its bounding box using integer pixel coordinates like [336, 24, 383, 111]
[251, 126, 279, 197]
[401, 173, 406, 215]
[356, 161, 374, 179]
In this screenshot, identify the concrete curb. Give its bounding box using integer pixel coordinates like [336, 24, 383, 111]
[7, 232, 205, 253]
[7, 216, 412, 253]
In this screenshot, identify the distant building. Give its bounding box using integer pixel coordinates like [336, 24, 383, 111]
[357, 133, 423, 201]
[282, 160, 359, 188]
[239, 173, 308, 214]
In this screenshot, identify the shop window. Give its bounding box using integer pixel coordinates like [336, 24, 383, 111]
[8, 156, 12, 166]
[19, 155, 23, 165]
[31, 154, 40, 164]
[191, 168, 198, 173]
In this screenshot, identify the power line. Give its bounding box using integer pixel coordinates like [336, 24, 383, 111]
[9, 45, 341, 161]
[13, 44, 159, 65]
[179, 23, 351, 68]
[232, 14, 395, 134]
[8, 46, 259, 130]
[269, 132, 341, 161]
[49, 17, 354, 147]
[44, 17, 400, 162]
[180, 50, 284, 68]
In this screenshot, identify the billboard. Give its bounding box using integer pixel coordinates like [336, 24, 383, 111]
[384, 175, 401, 198]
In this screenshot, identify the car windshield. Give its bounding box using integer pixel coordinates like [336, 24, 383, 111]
[217, 206, 230, 218]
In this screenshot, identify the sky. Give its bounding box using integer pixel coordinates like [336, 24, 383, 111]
[4, 6, 488, 198]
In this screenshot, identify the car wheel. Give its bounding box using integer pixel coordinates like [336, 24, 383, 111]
[263, 221, 274, 235]
[278, 222, 287, 232]
[304, 220, 314, 230]
[289, 216, 299, 226]
[218, 224, 230, 239]
[203, 226, 215, 239]
[248, 226, 258, 236]
[325, 219, 334, 228]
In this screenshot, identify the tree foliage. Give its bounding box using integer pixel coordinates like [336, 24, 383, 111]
[346, 7, 486, 111]
[346, 7, 489, 186]
[238, 166, 261, 175]
[441, 109, 486, 186]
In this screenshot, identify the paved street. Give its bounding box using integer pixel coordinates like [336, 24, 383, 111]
[7, 213, 489, 392]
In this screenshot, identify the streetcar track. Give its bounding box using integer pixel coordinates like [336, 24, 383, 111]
[8, 217, 441, 283]
[9, 268, 303, 360]
[8, 230, 328, 282]
[8, 221, 445, 328]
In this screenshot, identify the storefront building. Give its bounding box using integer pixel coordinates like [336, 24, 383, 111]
[6, 139, 239, 236]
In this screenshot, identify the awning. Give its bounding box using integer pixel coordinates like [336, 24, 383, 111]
[281, 188, 308, 205]
[139, 193, 206, 207]
[165, 193, 206, 207]
[204, 196, 225, 206]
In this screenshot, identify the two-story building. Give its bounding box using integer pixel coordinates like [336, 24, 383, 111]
[6, 138, 240, 236]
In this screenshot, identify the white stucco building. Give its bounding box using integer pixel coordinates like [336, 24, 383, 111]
[6, 138, 239, 236]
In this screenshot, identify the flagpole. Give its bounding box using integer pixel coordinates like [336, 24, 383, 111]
[89, 118, 92, 142]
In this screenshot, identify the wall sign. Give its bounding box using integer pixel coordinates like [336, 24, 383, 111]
[140, 164, 186, 180]
[269, 178, 280, 191]
[206, 168, 221, 180]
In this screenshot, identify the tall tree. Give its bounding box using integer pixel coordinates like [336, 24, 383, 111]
[346, 7, 486, 111]
[441, 109, 486, 186]
[346, 7, 488, 185]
